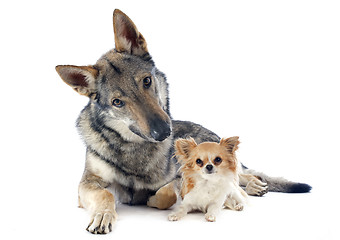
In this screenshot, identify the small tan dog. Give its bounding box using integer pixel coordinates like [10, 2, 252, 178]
[168, 137, 248, 222]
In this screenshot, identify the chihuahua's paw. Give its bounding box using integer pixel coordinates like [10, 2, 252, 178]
[86, 211, 117, 234]
[234, 203, 244, 211]
[245, 179, 268, 196]
[168, 213, 180, 221]
[224, 198, 245, 211]
[205, 214, 216, 222]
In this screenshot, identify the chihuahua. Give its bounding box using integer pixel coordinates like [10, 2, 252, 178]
[168, 137, 248, 222]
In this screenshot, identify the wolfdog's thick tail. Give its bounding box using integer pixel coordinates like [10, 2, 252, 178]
[243, 167, 312, 193]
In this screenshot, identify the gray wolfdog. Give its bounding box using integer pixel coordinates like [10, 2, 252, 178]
[55, 9, 311, 234]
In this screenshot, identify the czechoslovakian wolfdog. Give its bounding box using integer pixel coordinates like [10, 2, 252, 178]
[55, 9, 311, 234]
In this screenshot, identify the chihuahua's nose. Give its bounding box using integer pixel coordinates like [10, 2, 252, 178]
[206, 164, 213, 172]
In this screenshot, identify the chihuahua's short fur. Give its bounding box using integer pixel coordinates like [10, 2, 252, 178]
[168, 137, 248, 222]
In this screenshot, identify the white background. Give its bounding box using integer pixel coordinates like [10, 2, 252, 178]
[1, 0, 339, 239]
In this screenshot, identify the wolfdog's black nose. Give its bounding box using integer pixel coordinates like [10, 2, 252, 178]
[149, 119, 171, 142]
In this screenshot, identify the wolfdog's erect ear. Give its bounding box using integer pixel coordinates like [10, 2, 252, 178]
[175, 138, 198, 159]
[113, 9, 148, 56]
[220, 137, 240, 154]
[55, 65, 98, 97]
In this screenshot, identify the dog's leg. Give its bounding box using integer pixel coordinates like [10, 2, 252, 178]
[205, 203, 222, 222]
[224, 186, 247, 211]
[78, 171, 117, 234]
[224, 197, 242, 211]
[239, 173, 268, 196]
[168, 203, 190, 221]
[147, 180, 178, 210]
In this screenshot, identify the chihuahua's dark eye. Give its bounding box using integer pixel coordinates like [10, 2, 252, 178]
[143, 77, 152, 89]
[112, 99, 124, 108]
[196, 159, 203, 167]
[214, 157, 222, 165]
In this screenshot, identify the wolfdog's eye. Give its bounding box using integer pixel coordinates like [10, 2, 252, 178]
[196, 159, 203, 167]
[214, 157, 222, 165]
[143, 77, 152, 89]
[112, 99, 124, 108]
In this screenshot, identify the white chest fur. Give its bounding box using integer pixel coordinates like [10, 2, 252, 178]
[183, 174, 236, 212]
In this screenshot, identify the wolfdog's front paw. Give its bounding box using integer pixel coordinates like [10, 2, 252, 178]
[86, 211, 117, 234]
[246, 179, 268, 196]
[205, 213, 216, 222]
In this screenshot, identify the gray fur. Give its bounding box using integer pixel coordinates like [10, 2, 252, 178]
[243, 168, 312, 193]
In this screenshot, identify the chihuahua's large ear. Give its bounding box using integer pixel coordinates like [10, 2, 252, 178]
[175, 138, 197, 159]
[55, 65, 98, 97]
[113, 9, 148, 56]
[220, 137, 240, 154]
